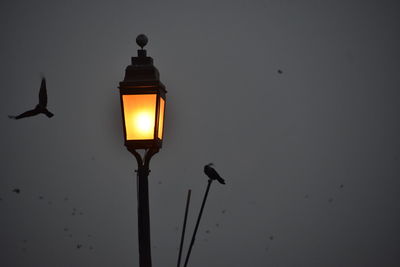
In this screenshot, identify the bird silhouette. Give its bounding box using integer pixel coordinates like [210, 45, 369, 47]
[204, 163, 225, 184]
[12, 188, 20, 194]
[8, 77, 54, 120]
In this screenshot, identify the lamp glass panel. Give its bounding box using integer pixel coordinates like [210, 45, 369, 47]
[157, 98, 165, 139]
[122, 94, 157, 140]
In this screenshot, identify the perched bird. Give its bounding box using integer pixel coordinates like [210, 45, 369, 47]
[8, 77, 54, 120]
[204, 163, 225, 184]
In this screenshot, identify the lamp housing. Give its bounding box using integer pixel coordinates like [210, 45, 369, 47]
[119, 40, 166, 150]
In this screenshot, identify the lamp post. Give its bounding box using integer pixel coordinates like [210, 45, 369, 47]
[118, 34, 167, 267]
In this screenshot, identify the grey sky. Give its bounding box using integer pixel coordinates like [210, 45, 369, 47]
[1, 0, 400, 266]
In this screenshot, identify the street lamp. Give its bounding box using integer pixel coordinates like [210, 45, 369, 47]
[119, 34, 167, 267]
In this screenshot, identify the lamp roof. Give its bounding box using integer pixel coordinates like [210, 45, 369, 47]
[119, 34, 165, 90]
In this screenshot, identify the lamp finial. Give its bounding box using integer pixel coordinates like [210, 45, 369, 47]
[136, 34, 148, 49]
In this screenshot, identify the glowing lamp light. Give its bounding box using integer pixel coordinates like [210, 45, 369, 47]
[119, 35, 166, 150]
[122, 94, 165, 141]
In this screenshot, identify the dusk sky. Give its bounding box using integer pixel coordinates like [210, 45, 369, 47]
[1, 1, 400, 266]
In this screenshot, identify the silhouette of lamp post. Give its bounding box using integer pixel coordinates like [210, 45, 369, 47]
[118, 34, 166, 267]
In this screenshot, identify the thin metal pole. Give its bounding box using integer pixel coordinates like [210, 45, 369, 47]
[183, 179, 213, 267]
[137, 165, 152, 267]
[129, 148, 158, 267]
[177, 189, 192, 267]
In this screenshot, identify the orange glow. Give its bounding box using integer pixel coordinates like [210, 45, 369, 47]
[157, 98, 165, 139]
[122, 94, 157, 140]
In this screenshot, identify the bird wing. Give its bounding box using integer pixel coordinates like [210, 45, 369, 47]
[216, 176, 226, 185]
[205, 166, 226, 184]
[38, 78, 47, 107]
[14, 109, 40, 119]
[206, 167, 220, 179]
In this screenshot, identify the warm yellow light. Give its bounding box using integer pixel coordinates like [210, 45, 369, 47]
[157, 98, 165, 139]
[135, 112, 153, 133]
[122, 94, 157, 140]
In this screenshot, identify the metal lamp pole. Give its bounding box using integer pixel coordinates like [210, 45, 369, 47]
[128, 148, 159, 267]
[119, 34, 167, 267]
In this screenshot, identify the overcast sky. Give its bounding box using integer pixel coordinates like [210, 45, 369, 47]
[1, 0, 400, 266]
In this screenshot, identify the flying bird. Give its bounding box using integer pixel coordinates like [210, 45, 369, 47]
[8, 77, 54, 120]
[204, 163, 225, 184]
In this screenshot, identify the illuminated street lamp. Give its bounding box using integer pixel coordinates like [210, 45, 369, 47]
[119, 34, 166, 149]
[118, 34, 167, 267]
